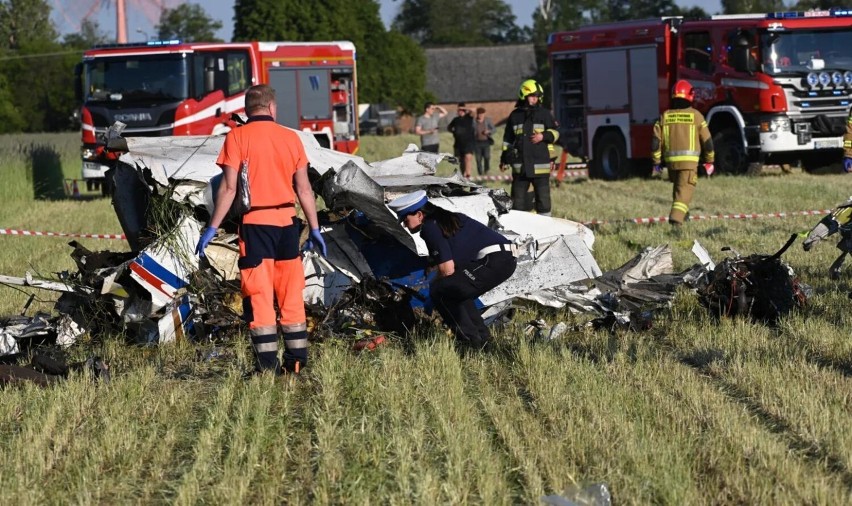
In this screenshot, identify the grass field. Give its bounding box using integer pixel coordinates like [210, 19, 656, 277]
[0, 131, 851, 504]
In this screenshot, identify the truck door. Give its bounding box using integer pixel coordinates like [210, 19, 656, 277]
[268, 68, 333, 148]
[268, 69, 299, 128]
[678, 30, 715, 110]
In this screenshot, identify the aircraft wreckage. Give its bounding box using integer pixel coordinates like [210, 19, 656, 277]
[0, 127, 813, 358]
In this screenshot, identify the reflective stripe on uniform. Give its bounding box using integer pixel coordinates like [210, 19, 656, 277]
[254, 341, 278, 353]
[689, 125, 695, 153]
[672, 201, 689, 214]
[250, 325, 277, 336]
[280, 322, 307, 332]
[284, 338, 309, 348]
[665, 155, 700, 162]
[547, 128, 560, 142]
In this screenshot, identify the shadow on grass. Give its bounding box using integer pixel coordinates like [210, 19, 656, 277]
[672, 343, 852, 489]
[30, 144, 65, 200]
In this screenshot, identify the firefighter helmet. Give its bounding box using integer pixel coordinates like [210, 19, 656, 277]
[518, 79, 544, 100]
[672, 80, 694, 101]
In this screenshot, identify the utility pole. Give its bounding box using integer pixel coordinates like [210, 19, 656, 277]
[117, 0, 128, 43]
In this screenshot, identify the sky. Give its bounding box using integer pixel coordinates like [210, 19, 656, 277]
[51, 1, 724, 42]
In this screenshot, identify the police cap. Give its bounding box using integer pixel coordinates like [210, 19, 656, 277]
[388, 190, 428, 221]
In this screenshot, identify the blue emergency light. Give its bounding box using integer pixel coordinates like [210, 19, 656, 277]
[146, 40, 181, 46]
[766, 9, 852, 19]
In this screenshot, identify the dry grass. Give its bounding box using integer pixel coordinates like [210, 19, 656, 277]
[0, 132, 850, 503]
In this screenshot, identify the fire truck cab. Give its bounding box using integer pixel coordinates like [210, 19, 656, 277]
[548, 9, 852, 179]
[75, 40, 358, 193]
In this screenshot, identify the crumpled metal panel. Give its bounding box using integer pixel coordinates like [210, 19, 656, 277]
[479, 234, 602, 307]
[128, 215, 201, 311]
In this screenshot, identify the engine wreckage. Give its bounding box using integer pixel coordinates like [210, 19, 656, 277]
[0, 129, 815, 362]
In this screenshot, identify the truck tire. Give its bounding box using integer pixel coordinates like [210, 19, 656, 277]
[712, 127, 748, 174]
[590, 130, 628, 180]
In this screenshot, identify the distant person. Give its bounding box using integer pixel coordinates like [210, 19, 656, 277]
[474, 107, 495, 175]
[388, 189, 517, 349]
[843, 108, 852, 173]
[651, 80, 715, 227]
[415, 102, 447, 153]
[447, 103, 476, 178]
[195, 84, 325, 376]
[500, 79, 559, 216]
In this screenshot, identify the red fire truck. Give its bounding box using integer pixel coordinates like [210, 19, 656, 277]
[548, 9, 852, 179]
[75, 40, 358, 192]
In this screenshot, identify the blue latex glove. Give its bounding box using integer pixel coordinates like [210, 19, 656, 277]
[195, 227, 216, 258]
[653, 164, 663, 175]
[305, 228, 327, 257]
[844, 157, 852, 173]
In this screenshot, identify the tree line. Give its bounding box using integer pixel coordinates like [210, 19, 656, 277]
[0, 0, 837, 134]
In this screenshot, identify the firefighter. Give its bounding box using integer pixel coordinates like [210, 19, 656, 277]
[652, 80, 715, 226]
[500, 79, 560, 216]
[843, 110, 852, 173]
[196, 84, 325, 375]
[389, 190, 517, 349]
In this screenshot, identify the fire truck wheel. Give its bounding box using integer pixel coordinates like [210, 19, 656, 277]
[591, 130, 628, 180]
[711, 127, 748, 175]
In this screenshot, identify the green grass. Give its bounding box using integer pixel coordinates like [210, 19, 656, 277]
[0, 132, 851, 503]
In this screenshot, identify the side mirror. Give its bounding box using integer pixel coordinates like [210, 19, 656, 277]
[204, 56, 215, 94]
[730, 44, 756, 74]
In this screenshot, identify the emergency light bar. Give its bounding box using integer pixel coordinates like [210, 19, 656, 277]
[92, 40, 182, 50]
[712, 9, 852, 21]
[766, 8, 852, 19]
[146, 40, 181, 46]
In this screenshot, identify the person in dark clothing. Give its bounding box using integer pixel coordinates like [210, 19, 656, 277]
[474, 107, 495, 175]
[500, 79, 560, 216]
[389, 190, 517, 349]
[447, 103, 476, 178]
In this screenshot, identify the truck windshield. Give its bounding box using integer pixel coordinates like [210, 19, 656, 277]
[761, 29, 852, 75]
[84, 54, 189, 102]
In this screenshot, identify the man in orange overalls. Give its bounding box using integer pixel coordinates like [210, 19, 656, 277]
[196, 84, 325, 375]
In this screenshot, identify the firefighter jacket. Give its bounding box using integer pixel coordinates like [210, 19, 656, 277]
[652, 106, 714, 171]
[844, 112, 852, 158]
[502, 103, 559, 177]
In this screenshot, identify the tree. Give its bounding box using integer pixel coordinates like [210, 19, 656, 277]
[156, 3, 224, 42]
[392, 0, 527, 46]
[62, 19, 110, 49]
[0, 0, 78, 132]
[721, 0, 785, 14]
[233, 0, 429, 112]
[368, 30, 429, 112]
[0, 73, 24, 133]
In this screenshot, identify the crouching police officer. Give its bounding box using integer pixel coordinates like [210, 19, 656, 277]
[389, 190, 517, 349]
[652, 80, 714, 226]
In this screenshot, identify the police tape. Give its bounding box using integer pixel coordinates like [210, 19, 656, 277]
[470, 167, 588, 182]
[582, 209, 834, 227]
[0, 209, 833, 241]
[0, 228, 126, 240]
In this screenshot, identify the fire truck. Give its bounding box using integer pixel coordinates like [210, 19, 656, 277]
[74, 40, 359, 193]
[548, 9, 852, 179]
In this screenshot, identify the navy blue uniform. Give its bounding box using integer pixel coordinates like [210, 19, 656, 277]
[420, 213, 516, 347]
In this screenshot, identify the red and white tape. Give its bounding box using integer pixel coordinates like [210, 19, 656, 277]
[471, 169, 588, 182]
[582, 209, 833, 227]
[0, 228, 126, 240]
[0, 209, 832, 242]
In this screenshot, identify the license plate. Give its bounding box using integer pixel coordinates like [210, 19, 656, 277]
[814, 139, 842, 149]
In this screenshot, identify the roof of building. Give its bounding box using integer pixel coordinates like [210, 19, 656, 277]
[424, 44, 537, 103]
